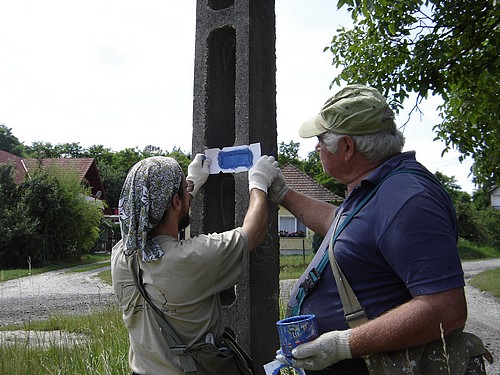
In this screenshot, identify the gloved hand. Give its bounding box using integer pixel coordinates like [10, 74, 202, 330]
[276, 330, 352, 370]
[187, 154, 211, 197]
[269, 169, 289, 204]
[248, 155, 279, 194]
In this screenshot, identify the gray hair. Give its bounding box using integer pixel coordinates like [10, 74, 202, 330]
[322, 121, 405, 163]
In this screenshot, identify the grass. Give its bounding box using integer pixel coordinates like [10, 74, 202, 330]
[469, 267, 500, 298]
[458, 238, 500, 260]
[0, 306, 129, 375]
[65, 261, 111, 273]
[0, 253, 110, 282]
[279, 253, 315, 280]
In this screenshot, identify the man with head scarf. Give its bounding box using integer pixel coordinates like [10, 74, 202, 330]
[111, 153, 279, 375]
[271, 85, 488, 374]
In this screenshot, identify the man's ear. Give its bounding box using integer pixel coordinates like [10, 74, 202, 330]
[171, 193, 182, 211]
[343, 136, 356, 160]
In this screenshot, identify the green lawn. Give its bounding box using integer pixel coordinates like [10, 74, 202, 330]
[469, 267, 500, 298]
[0, 253, 111, 282]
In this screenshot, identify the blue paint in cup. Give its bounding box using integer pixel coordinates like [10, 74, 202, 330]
[276, 314, 318, 357]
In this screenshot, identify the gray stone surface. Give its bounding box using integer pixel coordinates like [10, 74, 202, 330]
[190, 1, 279, 372]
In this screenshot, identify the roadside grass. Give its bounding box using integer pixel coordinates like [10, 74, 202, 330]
[458, 238, 500, 260]
[469, 268, 500, 298]
[0, 253, 110, 282]
[0, 305, 129, 375]
[65, 261, 111, 273]
[279, 253, 314, 280]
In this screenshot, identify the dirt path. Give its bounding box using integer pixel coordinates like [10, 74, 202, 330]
[0, 262, 115, 327]
[1, 259, 499, 373]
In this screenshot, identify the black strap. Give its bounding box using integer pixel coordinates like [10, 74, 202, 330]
[129, 252, 198, 373]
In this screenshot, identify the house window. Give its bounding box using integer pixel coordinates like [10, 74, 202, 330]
[279, 216, 306, 237]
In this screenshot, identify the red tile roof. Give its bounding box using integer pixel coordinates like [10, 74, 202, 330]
[0, 150, 28, 184]
[0, 150, 108, 210]
[281, 163, 344, 203]
[22, 157, 95, 183]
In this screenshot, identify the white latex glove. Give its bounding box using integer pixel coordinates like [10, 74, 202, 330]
[248, 155, 279, 194]
[276, 330, 352, 371]
[269, 169, 289, 204]
[187, 153, 211, 197]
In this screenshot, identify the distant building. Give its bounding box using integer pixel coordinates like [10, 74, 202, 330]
[278, 163, 344, 253]
[490, 186, 500, 210]
[0, 150, 110, 214]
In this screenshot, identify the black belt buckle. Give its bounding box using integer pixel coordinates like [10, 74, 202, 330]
[299, 268, 321, 293]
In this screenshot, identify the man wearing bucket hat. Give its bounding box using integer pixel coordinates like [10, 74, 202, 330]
[271, 85, 487, 374]
[111, 154, 279, 374]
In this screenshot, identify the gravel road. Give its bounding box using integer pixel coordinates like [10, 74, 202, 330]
[1, 259, 499, 373]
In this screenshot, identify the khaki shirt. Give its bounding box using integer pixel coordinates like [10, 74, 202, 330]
[111, 228, 247, 375]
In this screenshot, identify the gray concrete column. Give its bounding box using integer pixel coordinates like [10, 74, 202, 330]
[190, 0, 279, 373]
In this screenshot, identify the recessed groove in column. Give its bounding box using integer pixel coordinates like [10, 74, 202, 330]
[206, 26, 236, 148]
[208, 0, 234, 11]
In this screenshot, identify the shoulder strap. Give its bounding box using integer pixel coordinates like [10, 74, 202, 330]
[129, 253, 198, 373]
[328, 169, 450, 328]
[288, 169, 449, 318]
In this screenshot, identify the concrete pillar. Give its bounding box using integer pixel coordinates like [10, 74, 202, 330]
[190, 0, 279, 373]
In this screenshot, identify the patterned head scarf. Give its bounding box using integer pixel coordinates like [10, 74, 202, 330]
[118, 156, 184, 262]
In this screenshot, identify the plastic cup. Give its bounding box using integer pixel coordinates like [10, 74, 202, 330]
[276, 314, 318, 357]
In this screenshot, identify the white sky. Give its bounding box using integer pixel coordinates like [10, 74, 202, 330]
[0, 0, 474, 193]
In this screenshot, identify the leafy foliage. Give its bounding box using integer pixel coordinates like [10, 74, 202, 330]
[436, 171, 500, 248]
[0, 163, 103, 268]
[277, 141, 347, 198]
[0, 124, 24, 156]
[327, 0, 499, 186]
[17, 137, 193, 210]
[278, 141, 302, 168]
[0, 164, 39, 268]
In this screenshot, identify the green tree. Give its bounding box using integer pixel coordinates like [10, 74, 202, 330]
[435, 171, 500, 247]
[167, 147, 192, 174]
[277, 141, 302, 168]
[0, 124, 24, 156]
[19, 165, 102, 265]
[53, 166, 102, 257]
[111, 147, 143, 174]
[85, 144, 115, 165]
[56, 142, 85, 158]
[96, 160, 126, 209]
[327, 0, 499, 186]
[24, 141, 61, 158]
[304, 150, 347, 198]
[0, 163, 39, 268]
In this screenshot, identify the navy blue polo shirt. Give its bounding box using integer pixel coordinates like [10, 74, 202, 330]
[300, 151, 464, 334]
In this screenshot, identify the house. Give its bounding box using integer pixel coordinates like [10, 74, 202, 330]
[490, 186, 500, 210]
[0, 150, 110, 214]
[279, 163, 344, 253]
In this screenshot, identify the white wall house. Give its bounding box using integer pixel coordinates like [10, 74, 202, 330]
[490, 186, 500, 210]
[278, 164, 344, 252]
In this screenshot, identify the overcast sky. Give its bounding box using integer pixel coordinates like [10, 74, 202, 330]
[0, 0, 474, 192]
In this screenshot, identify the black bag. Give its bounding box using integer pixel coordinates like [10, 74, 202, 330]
[362, 330, 491, 375]
[189, 329, 254, 375]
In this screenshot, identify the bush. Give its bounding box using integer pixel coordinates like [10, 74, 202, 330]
[458, 238, 500, 261]
[0, 164, 103, 268]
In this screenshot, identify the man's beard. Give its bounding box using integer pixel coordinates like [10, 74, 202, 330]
[178, 211, 190, 231]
